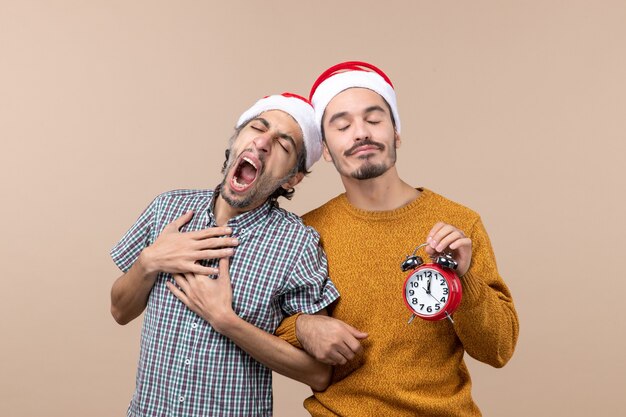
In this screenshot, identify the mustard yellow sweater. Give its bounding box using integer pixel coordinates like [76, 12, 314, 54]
[277, 188, 519, 417]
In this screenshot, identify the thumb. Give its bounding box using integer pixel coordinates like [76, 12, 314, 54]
[165, 210, 194, 232]
[218, 257, 231, 284]
[347, 325, 368, 340]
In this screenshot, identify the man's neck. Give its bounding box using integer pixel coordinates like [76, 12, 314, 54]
[341, 167, 420, 212]
[213, 194, 264, 226]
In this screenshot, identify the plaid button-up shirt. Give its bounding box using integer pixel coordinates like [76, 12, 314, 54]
[111, 188, 339, 417]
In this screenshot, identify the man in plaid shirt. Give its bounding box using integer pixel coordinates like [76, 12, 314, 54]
[110, 93, 339, 417]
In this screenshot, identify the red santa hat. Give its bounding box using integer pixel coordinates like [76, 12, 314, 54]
[309, 61, 401, 133]
[236, 93, 322, 170]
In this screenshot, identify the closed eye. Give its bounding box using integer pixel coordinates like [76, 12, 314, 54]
[277, 138, 292, 153]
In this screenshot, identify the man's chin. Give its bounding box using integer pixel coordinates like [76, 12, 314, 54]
[351, 162, 389, 180]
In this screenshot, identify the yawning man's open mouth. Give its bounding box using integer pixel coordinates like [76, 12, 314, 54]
[230, 154, 261, 192]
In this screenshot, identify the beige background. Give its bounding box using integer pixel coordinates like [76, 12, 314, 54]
[1, 1, 624, 416]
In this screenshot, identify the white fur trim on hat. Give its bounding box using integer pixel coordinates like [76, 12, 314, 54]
[236, 94, 322, 170]
[310, 70, 401, 133]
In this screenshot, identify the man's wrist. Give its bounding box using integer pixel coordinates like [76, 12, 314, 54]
[211, 310, 239, 335]
[137, 247, 158, 275]
[295, 313, 309, 347]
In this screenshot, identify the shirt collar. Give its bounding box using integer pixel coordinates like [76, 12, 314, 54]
[206, 184, 273, 232]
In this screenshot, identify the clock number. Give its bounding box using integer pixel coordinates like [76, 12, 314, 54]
[426, 306, 432, 313]
[440, 297, 446, 303]
[419, 304, 425, 310]
[435, 303, 441, 311]
[411, 298, 418, 305]
[425, 271, 432, 278]
[443, 288, 449, 295]
[410, 281, 420, 288]
[409, 289, 415, 296]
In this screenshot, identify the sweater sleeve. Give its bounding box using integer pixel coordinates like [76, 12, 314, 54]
[452, 217, 519, 368]
[274, 313, 303, 349]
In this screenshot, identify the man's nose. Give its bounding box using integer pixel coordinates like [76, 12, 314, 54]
[353, 120, 371, 141]
[253, 132, 272, 153]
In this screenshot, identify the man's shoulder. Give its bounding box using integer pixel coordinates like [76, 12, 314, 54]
[301, 194, 344, 227]
[422, 188, 480, 218]
[155, 188, 212, 201]
[420, 188, 483, 234]
[267, 205, 322, 242]
[150, 189, 212, 208]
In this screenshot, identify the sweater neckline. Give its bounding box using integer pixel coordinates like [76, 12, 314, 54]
[337, 187, 430, 220]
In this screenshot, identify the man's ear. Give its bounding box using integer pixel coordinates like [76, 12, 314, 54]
[394, 131, 401, 148]
[322, 142, 333, 162]
[281, 172, 305, 190]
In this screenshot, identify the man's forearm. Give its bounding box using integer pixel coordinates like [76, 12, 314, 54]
[215, 313, 331, 391]
[110, 251, 158, 325]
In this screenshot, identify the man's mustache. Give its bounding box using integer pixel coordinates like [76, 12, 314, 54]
[344, 139, 385, 157]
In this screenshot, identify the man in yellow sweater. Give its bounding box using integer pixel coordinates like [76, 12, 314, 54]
[276, 62, 519, 416]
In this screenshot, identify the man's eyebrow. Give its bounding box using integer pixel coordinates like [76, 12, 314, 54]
[252, 117, 270, 128]
[327, 111, 348, 125]
[363, 105, 386, 115]
[327, 105, 387, 125]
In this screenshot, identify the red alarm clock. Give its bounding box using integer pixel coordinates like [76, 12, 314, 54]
[401, 243, 462, 323]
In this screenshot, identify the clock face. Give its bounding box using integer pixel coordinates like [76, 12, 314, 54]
[403, 267, 450, 317]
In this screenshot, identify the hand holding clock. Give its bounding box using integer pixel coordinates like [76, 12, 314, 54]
[425, 222, 472, 277]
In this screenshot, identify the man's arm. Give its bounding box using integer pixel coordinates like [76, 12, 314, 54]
[274, 312, 368, 366]
[426, 220, 519, 367]
[111, 211, 238, 325]
[110, 251, 159, 325]
[167, 258, 332, 391]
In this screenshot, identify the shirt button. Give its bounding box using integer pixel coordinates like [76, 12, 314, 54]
[184, 359, 191, 366]
[179, 396, 185, 403]
[191, 322, 198, 329]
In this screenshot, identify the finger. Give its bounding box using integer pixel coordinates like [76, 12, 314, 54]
[166, 281, 188, 303]
[449, 237, 472, 251]
[189, 226, 234, 240]
[435, 230, 465, 252]
[427, 222, 446, 245]
[191, 264, 219, 276]
[343, 337, 363, 356]
[331, 347, 352, 364]
[347, 325, 369, 340]
[429, 224, 458, 250]
[218, 257, 231, 285]
[193, 236, 240, 250]
[172, 273, 190, 293]
[183, 272, 196, 281]
[198, 248, 236, 261]
[165, 211, 194, 232]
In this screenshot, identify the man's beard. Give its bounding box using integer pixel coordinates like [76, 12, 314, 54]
[333, 138, 397, 180]
[220, 148, 296, 209]
[351, 160, 391, 180]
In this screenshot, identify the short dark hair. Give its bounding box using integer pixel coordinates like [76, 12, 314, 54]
[221, 122, 310, 206]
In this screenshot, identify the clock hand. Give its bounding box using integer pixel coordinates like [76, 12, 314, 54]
[426, 276, 432, 294]
[422, 287, 440, 303]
